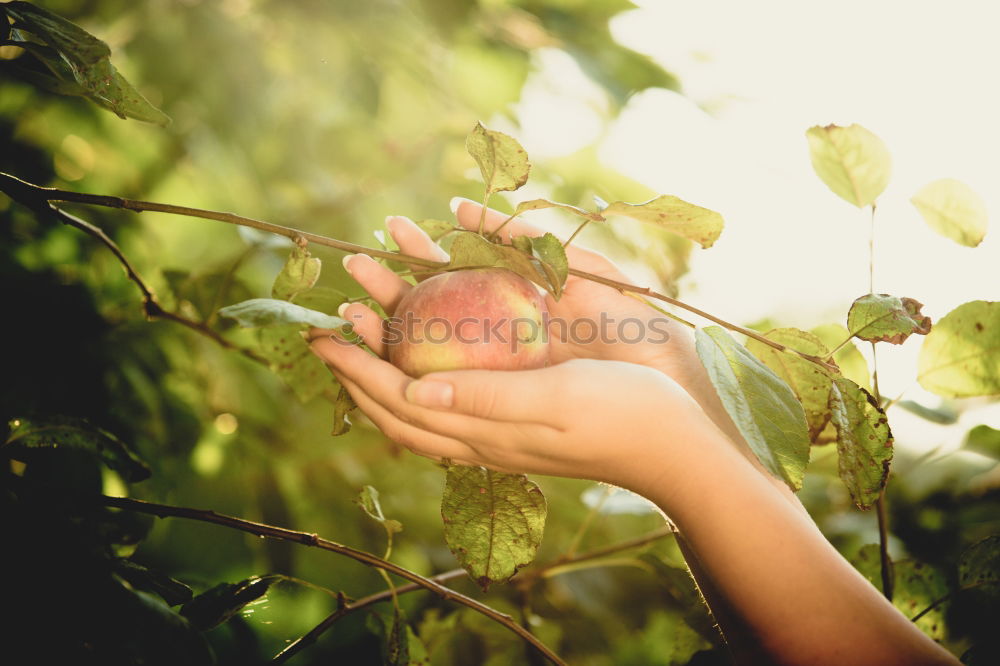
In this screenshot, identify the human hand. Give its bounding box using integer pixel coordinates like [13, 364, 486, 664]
[308, 332, 716, 497]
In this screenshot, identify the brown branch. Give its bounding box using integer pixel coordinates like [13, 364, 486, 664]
[100, 496, 566, 666]
[0, 172, 840, 375]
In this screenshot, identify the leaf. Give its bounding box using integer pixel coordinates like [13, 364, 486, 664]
[356, 485, 403, 536]
[259, 324, 334, 403]
[529, 232, 569, 298]
[745, 328, 835, 440]
[964, 425, 1000, 460]
[911, 178, 989, 247]
[367, 608, 430, 666]
[512, 198, 604, 221]
[218, 298, 347, 329]
[5, 2, 170, 125]
[113, 559, 194, 607]
[695, 327, 811, 490]
[959, 535, 1000, 594]
[847, 293, 932, 345]
[466, 122, 530, 196]
[896, 400, 959, 425]
[828, 378, 893, 510]
[851, 546, 947, 640]
[445, 232, 555, 296]
[638, 554, 723, 647]
[805, 123, 891, 207]
[603, 195, 724, 249]
[918, 300, 1000, 397]
[415, 219, 458, 241]
[5, 415, 151, 482]
[180, 575, 281, 631]
[329, 383, 356, 436]
[810, 323, 871, 391]
[580, 484, 657, 515]
[272, 244, 321, 301]
[441, 465, 546, 590]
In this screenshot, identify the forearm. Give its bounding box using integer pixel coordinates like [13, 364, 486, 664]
[632, 424, 959, 666]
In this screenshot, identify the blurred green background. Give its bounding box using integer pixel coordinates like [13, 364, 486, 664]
[1, 1, 997, 664]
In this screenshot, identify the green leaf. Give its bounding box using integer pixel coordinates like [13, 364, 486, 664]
[964, 425, 1000, 460]
[113, 560, 194, 607]
[828, 378, 893, 510]
[441, 465, 546, 590]
[446, 232, 555, 296]
[180, 575, 281, 631]
[851, 546, 947, 640]
[529, 233, 569, 298]
[512, 198, 604, 221]
[466, 122, 530, 197]
[847, 293, 932, 345]
[272, 244, 321, 301]
[639, 554, 723, 647]
[745, 328, 835, 440]
[694, 327, 811, 490]
[330, 383, 356, 436]
[959, 535, 1000, 594]
[356, 485, 403, 536]
[806, 124, 891, 207]
[896, 400, 959, 425]
[5, 415, 151, 482]
[218, 298, 347, 329]
[259, 325, 335, 403]
[5, 2, 170, 125]
[603, 195, 724, 249]
[415, 219, 458, 241]
[367, 608, 430, 666]
[918, 300, 1000, 397]
[911, 178, 989, 247]
[810, 323, 871, 391]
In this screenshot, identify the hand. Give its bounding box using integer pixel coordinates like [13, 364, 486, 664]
[308, 333, 716, 496]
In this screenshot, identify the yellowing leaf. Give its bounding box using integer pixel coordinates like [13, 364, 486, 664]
[828, 378, 893, 510]
[806, 124, 891, 208]
[603, 195, 724, 249]
[466, 122, 530, 196]
[441, 465, 546, 590]
[918, 300, 1000, 397]
[911, 178, 989, 247]
[512, 198, 604, 221]
[847, 293, 932, 345]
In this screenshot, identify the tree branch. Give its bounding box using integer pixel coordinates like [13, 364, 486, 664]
[0, 171, 838, 374]
[101, 495, 566, 666]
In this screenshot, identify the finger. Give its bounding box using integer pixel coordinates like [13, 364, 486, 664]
[450, 198, 623, 277]
[343, 253, 412, 313]
[337, 302, 387, 357]
[387, 215, 449, 265]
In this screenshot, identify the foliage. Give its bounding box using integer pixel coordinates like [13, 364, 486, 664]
[2, 2, 998, 665]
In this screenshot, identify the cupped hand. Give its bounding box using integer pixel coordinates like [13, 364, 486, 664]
[308, 333, 715, 497]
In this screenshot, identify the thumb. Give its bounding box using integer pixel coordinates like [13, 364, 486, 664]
[404, 367, 557, 423]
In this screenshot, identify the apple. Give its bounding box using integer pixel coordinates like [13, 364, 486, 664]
[387, 268, 550, 377]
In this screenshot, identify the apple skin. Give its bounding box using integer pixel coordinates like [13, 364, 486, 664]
[387, 268, 550, 377]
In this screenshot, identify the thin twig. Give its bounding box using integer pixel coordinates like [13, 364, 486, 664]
[101, 496, 566, 666]
[869, 340, 894, 601]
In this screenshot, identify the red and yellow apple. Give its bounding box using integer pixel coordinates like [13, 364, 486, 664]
[386, 268, 550, 377]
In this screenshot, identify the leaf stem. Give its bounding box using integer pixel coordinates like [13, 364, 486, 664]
[562, 219, 590, 248]
[869, 203, 877, 294]
[869, 341, 894, 601]
[100, 495, 566, 666]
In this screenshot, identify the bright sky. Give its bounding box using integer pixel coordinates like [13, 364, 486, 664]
[500, 0, 1000, 455]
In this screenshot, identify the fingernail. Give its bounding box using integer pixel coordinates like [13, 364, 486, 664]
[337, 302, 350, 318]
[405, 380, 454, 409]
[342, 254, 355, 273]
[449, 197, 467, 215]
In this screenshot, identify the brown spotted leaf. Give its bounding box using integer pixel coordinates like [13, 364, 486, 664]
[851, 545, 947, 640]
[466, 122, 530, 197]
[847, 293, 932, 345]
[828, 378, 893, 509]
[441, 465, 546, 590]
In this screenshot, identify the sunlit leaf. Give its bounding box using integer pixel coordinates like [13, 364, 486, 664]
[964, 425, 1000, 460]
[415, 219, 458, 241]
[911, 178, 988, 247]
[846, 293, 932, 345]
[695, 326, 811, 490]
[218, 298, 347, 329]
[180, 575, 281, 631]
[5, 415, 151, 482]
[529, 232, 569, 298]
[441, 465, 546, 590]
[272, 244, 321, 301]
[603, 195, 723, 249]
[828, 378, 893, 510]
[918, 300, 1000, 397]
[746, 328, 835, 440]
[806, 124, 891, 207]
[512, 198, 604, 221]
[466, 122, 530, 197]
[446, 232, 554, 295]
[851, 545, 947, 640]
[356, 485, 403, 535]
